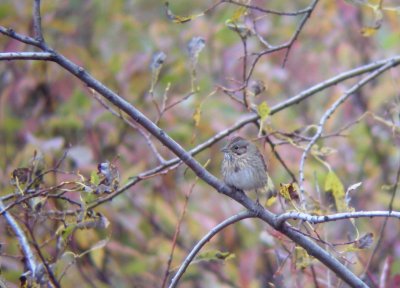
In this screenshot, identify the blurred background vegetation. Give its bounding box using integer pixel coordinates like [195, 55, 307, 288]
[1, 0, 400, 287]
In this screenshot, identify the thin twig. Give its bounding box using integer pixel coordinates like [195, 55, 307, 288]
[33, 0, 44, 43]
[363, 159, 400, 276]
[245, 0, 319, 80]
[87, 162, 182, 210]
[281, 0, 319, 67]
[127, 194, 238, 287]
[24, 149, 70, 194]
[168, 211, 256, 288]
[224, 0, 312, 16]
[27, 226, 60, 287]
[163, 91, 196, 112]
[264, 135, 297, 182]
[0, 26, 41, 47]
[0, 183, 70, 215]
[0, 52, 53, 60]
[298, 59, 399, 206]
[93, 93, 166, 164]
[275, 210, 400, 227]
[221, 87, 245, 105]
[310, 265, 321, 288]
[240, 34, 249, 108]
[161, 180, 196, 288]
[0, 201, 38, 279]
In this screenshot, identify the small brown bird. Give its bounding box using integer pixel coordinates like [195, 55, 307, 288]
[221, 136, 272, 203]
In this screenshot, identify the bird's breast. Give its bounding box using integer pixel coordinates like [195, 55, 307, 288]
[223, 165, 266, 191]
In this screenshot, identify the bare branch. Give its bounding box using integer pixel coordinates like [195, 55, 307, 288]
[162, 180, 196, 288]
[240, 34, 249, 108]
[223, 0, 313, 16]
[1, 184, 69, 215]
[276, 210, 400, 227]
[281, 0, 319, 67]
[264, 135, 297, 182]
[92, 93, 166, 164]
[27, 226, 60, 287]
[33, 0, 45, 43]
[246, 0, 319, 78]
[363, 160, 400, 276]
[169, 211, 256, 288]
[0, 201, 38, 280]
[0, 52, 53, 61]
[0, 26, 41, 47]
[163, 91, 196, 112]
[298, 59, 400, 205]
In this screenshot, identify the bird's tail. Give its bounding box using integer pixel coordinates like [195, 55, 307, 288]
[259, 173, 277, 206]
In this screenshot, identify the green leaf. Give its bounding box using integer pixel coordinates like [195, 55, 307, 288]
[279, 183, 292, 201]
[193, 104, 202, 127]
[324, 171, 346, 212]
[257, 101, 270, 121]
[230, 6, 248, 23]
[150, 51, 167, 94]
[90, 171, 100, 186]
[295, 246, 312, 269]
[257, 101, 271, 136]
[164, 2, 203, 24]
[83, 191, 97, 204]
[195, 250, 235, 262]
[58, 224, 77, 241]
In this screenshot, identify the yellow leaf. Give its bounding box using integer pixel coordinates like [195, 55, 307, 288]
[164, 2, 203, 24]
[361, 26, 377, 37]
[278, 183, 300, 211]
[361, 3, 383, 36]
[265, 195, 277, 206]
[311, 144, 337, 157]
[325, 171, 346, 212]
[257, 101, 270, 136]
[257, 101, 270, 121]
[90, 244, 106, 269]
[196, 250, 235, 262]
[279, 183, 291, 201]
[90, 171, 100, 185]
[295, 246, 312, 269]
[231, 6, 247, 23]
[193, 106, 201, 127]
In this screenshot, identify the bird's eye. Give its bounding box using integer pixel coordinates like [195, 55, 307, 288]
[233, 145, 238, 150]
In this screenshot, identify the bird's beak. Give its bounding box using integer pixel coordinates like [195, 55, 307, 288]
[220, 147, 228, 153]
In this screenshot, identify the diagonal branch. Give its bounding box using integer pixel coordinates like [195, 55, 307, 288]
[246, 0, 319, 78]
[0, 26, 41, 47]
[0, 201, 38, 279]
[281, 0, 319, 67]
